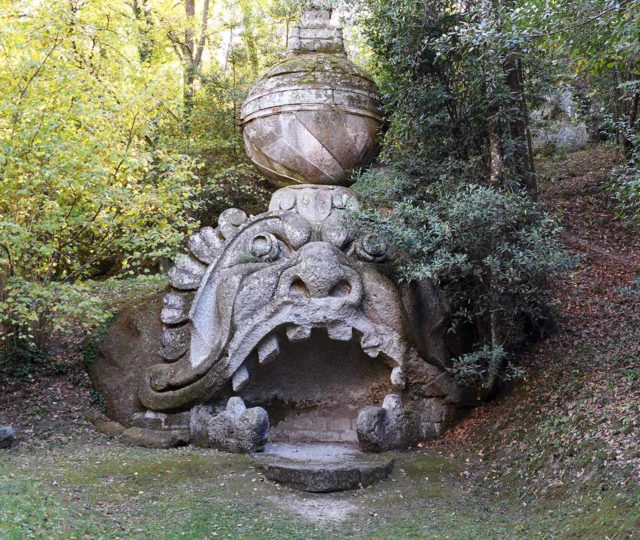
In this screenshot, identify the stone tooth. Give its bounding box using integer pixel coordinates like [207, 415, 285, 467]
[168, 254, 207, 290]
[226, 396, 247, 418]
[161, 292, 192, 325]
[363, 347, 380, 358]
[232, 365, 249, 392]
[361, 332, 382, 357]
[258, 334, 280, 365]
[327, 323, 352, 342]
[382, 393, 404, 415]
[286, 325, 312, 342]
[390, 366, 406, 390]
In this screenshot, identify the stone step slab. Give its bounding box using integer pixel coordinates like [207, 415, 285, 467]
[251, 443, 394, 492]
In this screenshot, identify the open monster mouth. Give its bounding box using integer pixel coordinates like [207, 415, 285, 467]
[200, 298, 411, 444]
[222, 302, 408, 394]
[230, 317, 405, 444]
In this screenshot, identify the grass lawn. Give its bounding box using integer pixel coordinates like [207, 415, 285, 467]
[1, 442, 637, 539]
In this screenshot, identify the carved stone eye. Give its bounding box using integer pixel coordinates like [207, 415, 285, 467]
[250, 233, 280, 261]
[357, 233, 388, 262]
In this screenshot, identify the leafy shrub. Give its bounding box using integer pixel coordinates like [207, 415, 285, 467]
[0, 3, 200, 363]
[352, 167, 572, 385]
[196, 164, 273, 225]
[608, 126, 640, 228]
[0, 279, 110, 365]
[0, 272, 166, 370]
[610, 166, 640, 226]
[346, 0, 573, 389]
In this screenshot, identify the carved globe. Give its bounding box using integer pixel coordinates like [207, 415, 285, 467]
[239, 10, 382, 187]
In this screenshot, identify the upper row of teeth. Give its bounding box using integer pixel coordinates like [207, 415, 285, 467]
[230, 324, 406, 392]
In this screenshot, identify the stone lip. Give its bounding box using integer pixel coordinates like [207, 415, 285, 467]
[251, 443, 394, 492]
[121, 427, 190, 449]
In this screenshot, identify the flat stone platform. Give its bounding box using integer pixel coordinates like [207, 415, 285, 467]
[251, 443, 394, 492]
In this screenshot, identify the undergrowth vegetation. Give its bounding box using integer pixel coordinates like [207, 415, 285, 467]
[609, 141, 640, 228]
[0, 0, 291, 363]
[348, 0, 577, 385]
[353, 170, 571, 386]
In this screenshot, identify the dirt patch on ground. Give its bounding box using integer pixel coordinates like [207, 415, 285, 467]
[266, 492, 359, 524]
[0, 366, 100, 450]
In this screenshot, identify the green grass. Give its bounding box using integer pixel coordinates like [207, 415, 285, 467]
[2, 445, 637, 539]
[0, 474, 113, 539]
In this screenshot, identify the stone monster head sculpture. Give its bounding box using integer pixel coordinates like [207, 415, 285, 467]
[133, 184, 472, 452]
[139, 186, 412, 413]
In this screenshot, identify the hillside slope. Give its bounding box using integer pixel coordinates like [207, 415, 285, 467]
[440, 146, 640, 536]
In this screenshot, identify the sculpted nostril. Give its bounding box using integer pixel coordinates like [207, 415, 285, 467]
[329, 280, 352, 298]
[290, 278, 311, 298]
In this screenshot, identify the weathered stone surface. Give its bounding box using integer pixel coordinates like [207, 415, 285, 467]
[531, 86, 589, 152]
[207, 397, 269, 453]
[160, 292, 192, 325]
[123, 180, 478, 449]
[130, 410, 190, 431]
[252, 443, 394, 492]
[92, 178, 476, 451]
[390, 366, 406, 390]
[87, 293, 164, 426]
[269, 405, 360, 444]
[239, 5, 381, 187]
[188, 226, 224, 264]
[88, 412, 125, 437]
[122, 427, 190, 449]
[288, 4, 344, 54]
[357, 394, 420, 452]
[189, 405, 215, 448]
[0, 426, 16, 449]
[161, 325, 190, 361]
[410, 398, 470, 440]
[139, 186, 411, 415]
[217, 208, 249, 241]
[168, 255, 207, 290]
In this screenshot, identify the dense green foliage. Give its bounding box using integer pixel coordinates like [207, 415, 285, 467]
[347, 1, 567, 385]
[347, 0, 638, 384]
[0, 0, 294, 361]
[353, 167, 570, 386]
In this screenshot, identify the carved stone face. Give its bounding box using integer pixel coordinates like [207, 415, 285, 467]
[139, 186, 414, 414]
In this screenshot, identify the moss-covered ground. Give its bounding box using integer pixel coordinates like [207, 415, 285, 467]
[2, 442, 636, 539]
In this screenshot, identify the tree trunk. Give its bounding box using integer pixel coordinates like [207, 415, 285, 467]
[183, 0, 196, 119]
[131, 0, 154, 63]
[485, 0, 536, 196]
[489, 119, 504, 185]
[506, 56, 536, 196]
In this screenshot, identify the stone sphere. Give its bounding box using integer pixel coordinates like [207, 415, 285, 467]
[240, 52, 382, 187]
